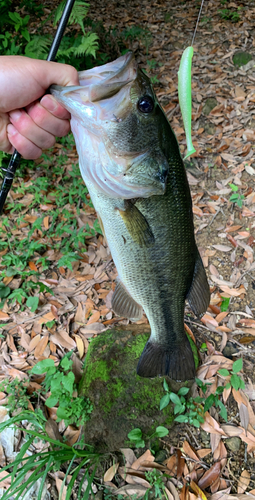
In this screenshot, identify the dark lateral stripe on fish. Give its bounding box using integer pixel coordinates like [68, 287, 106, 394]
[136, 337, 196, 381]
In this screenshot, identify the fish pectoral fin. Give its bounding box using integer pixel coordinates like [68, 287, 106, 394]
[118, 200, 155, 247]
[187, 252, 210, 318]
[112, 278, 143, 320]
[137, 335, 195, 381]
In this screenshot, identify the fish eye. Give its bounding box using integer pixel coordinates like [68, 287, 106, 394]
[137, 95, 154, 113]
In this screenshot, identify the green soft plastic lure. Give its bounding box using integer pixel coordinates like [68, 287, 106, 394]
[178, 46, 196, 160]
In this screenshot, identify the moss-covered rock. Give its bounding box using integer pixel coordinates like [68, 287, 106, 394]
[79, 325, 189, 452]
[233, 51, 252, 68]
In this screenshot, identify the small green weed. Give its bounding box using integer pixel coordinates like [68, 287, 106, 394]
[127, 425, 169, 449]
[199, 342, 208, 353]
[219, 7, 242, 22]
[30, 353, 93, 427]
[160, 360, 244, 428]
[218, 357, 245, 391]
[144, 469, 169, 499]
[160, 380, 205, 428]
[229, 183, 245, 208]
[0, 378, 31, 414]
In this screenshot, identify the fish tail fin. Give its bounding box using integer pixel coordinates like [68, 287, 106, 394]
[136, 336, 195, 381]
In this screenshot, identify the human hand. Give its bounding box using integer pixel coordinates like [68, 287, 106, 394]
[0, 56, 79, 159]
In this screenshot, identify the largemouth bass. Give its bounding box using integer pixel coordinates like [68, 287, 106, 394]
[51, 52, 210, 381]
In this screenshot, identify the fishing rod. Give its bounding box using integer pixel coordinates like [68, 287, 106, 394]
[0, 0, 76, 215]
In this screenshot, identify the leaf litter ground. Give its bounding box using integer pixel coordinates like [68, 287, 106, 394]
[1, 0, 255, 498]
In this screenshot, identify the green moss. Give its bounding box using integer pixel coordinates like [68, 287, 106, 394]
[233, 51, 252, 67]
[126, 333, 149, 359]
[83, 359, 110, 385]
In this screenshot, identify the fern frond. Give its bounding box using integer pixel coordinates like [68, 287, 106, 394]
[24, 35, 51, 59]
[54, 1, 89, 34]
[74, 32, 98, 58]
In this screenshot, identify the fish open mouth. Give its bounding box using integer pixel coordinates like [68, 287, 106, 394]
[78, 52, 137, 101]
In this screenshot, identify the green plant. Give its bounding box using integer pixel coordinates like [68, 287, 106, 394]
[160, 379, 226, 428]
[0, 2, 98, 67]
[127, 425, 169, 449]
[0, 412, 100, 500]
[229, 183, 245, 208]
[30, 354, 93, 426]
[218, 358, 245, 391]
[219, 7, 242, 22]
[199, 342, 208, 353]
[144, 469, 168, 499]
[0, 378, 31, 414]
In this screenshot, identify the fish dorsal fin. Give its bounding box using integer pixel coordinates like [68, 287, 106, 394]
[112, 278, 143, 321]
[118, 200, 155, 248]
[187, 253, 210, 318]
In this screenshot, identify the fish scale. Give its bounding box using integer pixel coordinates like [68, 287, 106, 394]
[50, 52, 210, 381]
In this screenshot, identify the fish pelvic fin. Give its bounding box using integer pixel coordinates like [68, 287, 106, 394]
[118, 200, 155, 247]
[112, 278, 143, 321]
[187, 252, 210, 318]
[136, 336, 196, 381]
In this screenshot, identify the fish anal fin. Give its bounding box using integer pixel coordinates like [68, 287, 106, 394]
[112, 279, 143, 321]
[187, 253, 210, 318]
[118, 200, 154, 247]
[137, 336, 195, 381]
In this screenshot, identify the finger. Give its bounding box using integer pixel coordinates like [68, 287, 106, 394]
[9, 109, 56, 150]
[26, 99, 71, 137]
[7, 124, 42, 160]
[0, 113, 13, 153]
[40, 95, 71, 119]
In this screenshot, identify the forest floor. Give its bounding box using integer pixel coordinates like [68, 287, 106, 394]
[1, 0, 255, 498]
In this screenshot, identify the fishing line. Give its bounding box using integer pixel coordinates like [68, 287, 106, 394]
[191, 0, 206, 47]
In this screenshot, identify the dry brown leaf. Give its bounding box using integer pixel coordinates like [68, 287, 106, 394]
[73, 334, 84, 358]
[74, 302, 85, 324]
[104, 462, 119, 483]
[86, 310, 101, 325]
[50, 330, 76, 349]
[167, 480, 180, 500]
[182, 440, 200, 461]
[34, 335, 49, 359]
[221, 425, 242, 437]
[131, 449, 154, 471]
[63, 425, 80, 446]
[0, 312, 10, 320]
[45, 418, 63, 442]
[190, 480, 207, 500]
[54, 476, 67, 500]
[120, 448, 136, 468]
[114, 484, 148, 498]
[197, 449, 212, 459]
[212, 245, 232, 252]
[238, 427, 255, 452]
[198, 462, 221, 490]
[201, 412, 226, 436]
[219, 285, 246, 296]
[165, 455, 177, 475]
[237, 470, 250, 494]
[0, 470, 11, 488]
[211, 433, 222, 455]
